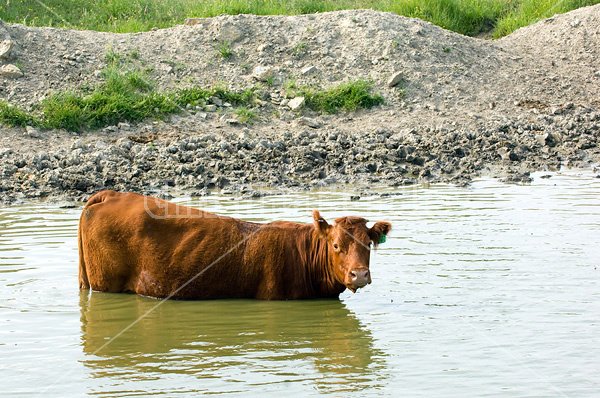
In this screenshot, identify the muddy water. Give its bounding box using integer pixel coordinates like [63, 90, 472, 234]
[1, 169, 599, 397]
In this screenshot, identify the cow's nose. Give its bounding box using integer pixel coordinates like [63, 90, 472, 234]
[349, 268, 371, 288]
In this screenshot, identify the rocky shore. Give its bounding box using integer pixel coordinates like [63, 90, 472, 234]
[1, 6, 599, 203]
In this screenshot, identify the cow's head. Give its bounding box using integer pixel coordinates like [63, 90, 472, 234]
[313, 210, 391, 293]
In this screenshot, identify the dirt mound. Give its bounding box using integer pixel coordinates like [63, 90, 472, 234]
[500, 4, 600, 106]
[0, 6, 599, 202]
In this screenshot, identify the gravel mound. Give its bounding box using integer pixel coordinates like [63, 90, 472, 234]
[0, 5, 599, 202]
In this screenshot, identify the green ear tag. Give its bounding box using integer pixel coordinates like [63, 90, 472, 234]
[379, 234, 387, 244]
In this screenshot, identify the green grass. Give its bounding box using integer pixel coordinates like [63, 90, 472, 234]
[235, 107, 258, 123]
[0, 64, 382, 131]
[0, 101, 39, 127]
[295, 79, 384, 114]
[0, 54, 258, 132]
[2, 0, 598, 37]
[216, 41, 233, 59]
[493, 0, 595, 38]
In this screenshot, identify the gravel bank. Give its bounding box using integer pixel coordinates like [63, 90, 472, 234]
[0, 6, 599, 202]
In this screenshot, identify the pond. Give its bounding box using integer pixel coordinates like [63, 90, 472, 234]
[1, 169, 599, 397]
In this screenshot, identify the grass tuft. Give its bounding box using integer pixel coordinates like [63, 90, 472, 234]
[216, 41, 233, 59]
[0, 101, 38, 127]
[0, 57, 259, 132]
[296, 79, 384, 114]
[235, 107, 258, 123]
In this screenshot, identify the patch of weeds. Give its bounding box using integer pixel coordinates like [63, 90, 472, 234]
[105, 48, 122, 65]
[162, 59, 175, 67]
[212, 86, 256, 106]
[175, 62, 186, 72]
[235, 107, 257, 123]
[240, 62, 251, 70]
[0, 62, 257, 132]
[443, 47, 451, 53]
[299, 79, 384, 114]
[173, 85, 255, 108]
[392, 40, 400, 48]
[172, 86, 211, 107]
[41, 66, 178, 131]
[216, 41, 233, 59]
[0, 100, 38, 127]
[284, 79, 298, 98]
[41, 92, 87, 132]
[265, 76, 274, 87]
[291, 42, 307, 56]
[129, 50, 139, 60]
[13, 59, 25, 71]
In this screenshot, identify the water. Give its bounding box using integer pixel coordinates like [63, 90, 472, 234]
[1, 169, 599, 397]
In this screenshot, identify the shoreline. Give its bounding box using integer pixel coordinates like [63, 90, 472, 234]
[1, 101, 598, 204]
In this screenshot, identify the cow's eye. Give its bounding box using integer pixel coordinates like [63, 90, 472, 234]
[333, 243, 339, 250]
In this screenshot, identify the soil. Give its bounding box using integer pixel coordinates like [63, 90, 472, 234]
[0, 5, 599, 203]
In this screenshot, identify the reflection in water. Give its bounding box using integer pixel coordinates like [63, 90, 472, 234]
[79, 291, 385, 394]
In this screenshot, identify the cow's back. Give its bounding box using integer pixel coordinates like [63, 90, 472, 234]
[79, 191, 262, 298]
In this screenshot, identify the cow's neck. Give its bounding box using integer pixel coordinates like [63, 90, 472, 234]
[305, 227, 346, 298]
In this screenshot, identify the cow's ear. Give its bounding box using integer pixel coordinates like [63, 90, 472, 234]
[369, 221, 392, 246]
[313, 210, 331, 237]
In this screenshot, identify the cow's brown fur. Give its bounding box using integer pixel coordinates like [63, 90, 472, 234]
[78, 190, 391, 300]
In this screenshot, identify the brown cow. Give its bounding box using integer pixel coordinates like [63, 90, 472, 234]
[78, 190, 391, 300]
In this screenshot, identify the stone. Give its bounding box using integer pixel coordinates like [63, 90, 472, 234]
[184, 18, 209, 26]
[0, 64, 23, 79]
[205, 105, 217, 112]
[252, 65, 274, 82]
[535, 133, 549, 146]
[288, 96, 305, 111]
[0, 40, 13, 59]
[301, 66, 317, 75]
[209, 96, 223, 106]
[24, 126, 40, 138]
[118, 122, 131, 131]
[103, 125, 118, 133]
[219, 22, 245, 43]
[387, 71, 403, 87]
[297, 117, 322, 129]
[71, 139, 84, 150]
[95, 141, 108, 150]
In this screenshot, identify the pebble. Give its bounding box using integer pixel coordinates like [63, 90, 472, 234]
[252, 65, 274, 82]
[0, 40, 13, 59]
[387, 71, 403, 87]
[0, 64, 23, 79]
[288, 97, 305, 111]
[301, 66, 317, 75]
[24, 126, 40, 138]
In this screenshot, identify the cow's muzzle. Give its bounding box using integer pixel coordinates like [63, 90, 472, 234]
[348, 268, 371, 292]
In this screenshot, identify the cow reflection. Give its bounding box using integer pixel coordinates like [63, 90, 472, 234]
[79, 291, 384, 393]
